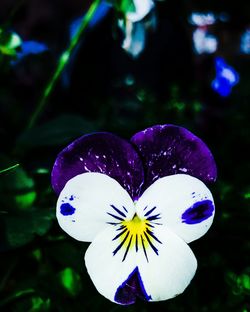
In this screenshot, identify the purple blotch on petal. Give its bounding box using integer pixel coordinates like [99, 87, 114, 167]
[51, 133, 144, 200]
[131, 124, 217, 190]
[182, 199, 214, 224]
[115, 266, 151, 305]
[60, 203, 76, 216]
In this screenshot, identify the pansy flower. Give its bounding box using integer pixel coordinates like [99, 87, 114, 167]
[51, 124, 217, 305]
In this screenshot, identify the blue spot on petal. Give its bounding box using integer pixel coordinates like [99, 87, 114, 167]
[115, 267, 151, 305]
[182, 200, 214, 224]
[60, 203, 76, 216]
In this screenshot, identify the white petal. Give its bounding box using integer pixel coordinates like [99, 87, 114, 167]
[137, 227, 197, 301]
[120, 20, 146, 58]
[85, 226, 137, 304]
[136, 174, 215, 243]
[85, 225, 197, 304]
[56, 172, 135, 242]
[127, 0, 154, 22]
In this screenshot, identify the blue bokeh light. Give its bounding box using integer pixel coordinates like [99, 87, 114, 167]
[211, 57, 240, 97]
[189, 12, 216, 26]
[12, 40, 48, 65]
[240, 28, 250, 55]
[193, 28, 218, 54]
[69, 1, 111, 39]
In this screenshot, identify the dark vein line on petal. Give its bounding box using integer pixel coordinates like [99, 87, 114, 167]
[113, 231, 130, 256]
[110, 205, 127, 218]
[107, 212, 124, 221]
[147, 214, 161, 221]
[146, 223, 155, 228]
[150, 221, 162, 225]
[116, 225, 126, 231]
[141, 235, 149, 262]
[135, 234, 138, 252]
[112, 228, 127, 241]
[122, 235, 133, 262]
[106, 222, 120, 225]
[146, 228, 162, 244]
[144, 206, 157, 217]
[122, 206, 128, 213]
[144, 231, 159, 255]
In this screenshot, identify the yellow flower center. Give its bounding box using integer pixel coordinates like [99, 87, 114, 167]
[111, 213, 162, 262]
[121, 215, 150, 250]
[108, 204, 162, 262]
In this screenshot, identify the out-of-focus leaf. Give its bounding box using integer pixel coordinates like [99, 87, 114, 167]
[0, 28, 22, 57]
[226, 269, 250, 296]
[0, 156, 36, 211]
[32, 249, 42, 262]
[47, 241, 84, 269]
[2, 294, 50, 312]
[0, 288, 35, 310]
[58, 267, 82, 297]
[107, 0, 135, 15]
[1, 208, 54, 250]
[29, 296, 51, 312]
[16, 115, 99, 150]
[0, 159, 36, 211]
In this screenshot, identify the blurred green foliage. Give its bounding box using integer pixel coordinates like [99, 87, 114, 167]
[0, 27, 21, 57]
[108, 0, 135, 16]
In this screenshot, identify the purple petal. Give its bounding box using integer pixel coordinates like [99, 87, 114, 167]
[131, 125, 217, 190]
[51, 133, 144, 200]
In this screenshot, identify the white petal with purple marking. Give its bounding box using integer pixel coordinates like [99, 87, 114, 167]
[137, 227, 197, 301]
[136, 174, 215, 243]
[56, 172, 135, 242]
[85, 226, 137, 304]
[85, 221, 197, 304]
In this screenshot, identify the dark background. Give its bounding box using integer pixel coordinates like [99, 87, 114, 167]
[0, 0, 250, 311]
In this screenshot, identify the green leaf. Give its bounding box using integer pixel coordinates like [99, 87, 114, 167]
[29, 297, 51, 312]
[16, 114, 99, 150]
[0, 28, 21, 57]
[1, 208, 54, 250]
[107, 0, 135, 15]
[58, 267, 82, 297]
[0, 161, 36, 211]
[119, 0, 135, 14]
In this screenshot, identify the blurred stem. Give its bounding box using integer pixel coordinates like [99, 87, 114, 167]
[0, 163, 19, 174]
[27, 0, 101, 129]
[0, 289, 35, 308]
[2, 0, 27, 29]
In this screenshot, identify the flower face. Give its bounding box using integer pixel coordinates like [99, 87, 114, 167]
[51, 124, 217, 305]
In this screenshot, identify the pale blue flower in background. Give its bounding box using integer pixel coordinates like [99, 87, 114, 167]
[240, 28, 250, 55]
[118, 0, 156, 58]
